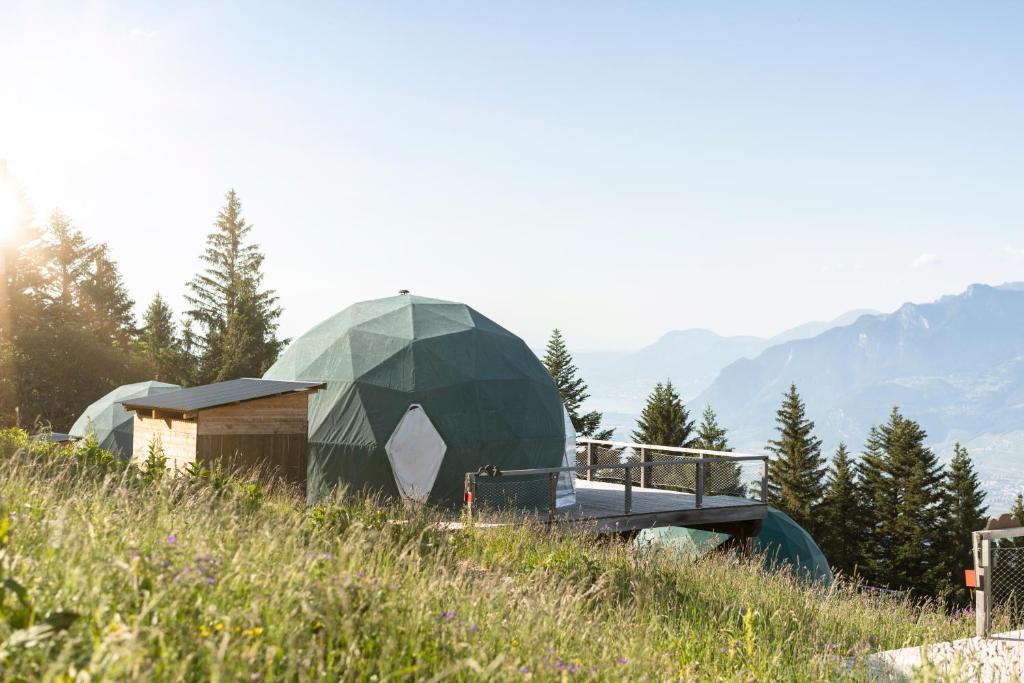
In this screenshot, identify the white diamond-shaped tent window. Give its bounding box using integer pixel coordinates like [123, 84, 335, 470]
[385, 404, 447, 503]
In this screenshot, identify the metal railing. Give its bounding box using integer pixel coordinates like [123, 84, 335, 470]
[464, 438, 769, 522]
[974, 525, 1024, 637]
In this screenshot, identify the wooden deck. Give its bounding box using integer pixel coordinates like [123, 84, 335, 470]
[558, 479, 767, 533]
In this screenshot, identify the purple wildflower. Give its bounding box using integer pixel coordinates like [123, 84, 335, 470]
[519, 666, 530, 674]
[441, 610, 456, 620]
[166, 534, 177, 545]
[618, 657, 628, 665]
[569, 663, 580, 673]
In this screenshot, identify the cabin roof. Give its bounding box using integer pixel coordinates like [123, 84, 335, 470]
[120, 378, 325, 413]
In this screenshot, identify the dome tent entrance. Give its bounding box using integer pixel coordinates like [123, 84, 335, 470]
[69, 381, 181, 456]
[263, 295, 566, 506]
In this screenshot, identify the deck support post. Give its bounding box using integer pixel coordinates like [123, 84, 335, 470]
[548, 472, 558, 522]
[624, 465, 632, 514]
[586, 442, 595, 481]
[639, 447, 650, 488]
[695, 456, 704, 509]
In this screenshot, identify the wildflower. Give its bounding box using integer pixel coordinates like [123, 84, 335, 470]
[468, 623, 479, 633]
[618, 657, 628, 665]
[243, 626, 264, 637]
[166, 534, 177, 545]
[198, 625, 212, 637]
[214, 623, 223, 632]
[512, 639, 520, 647]
[569, 663, 580, 673]
[519, 666, 530, 674]
[441, 610, 456, 620]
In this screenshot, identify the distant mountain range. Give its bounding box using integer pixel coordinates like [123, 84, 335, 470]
[572, 308, 876, 413]
[574, 283, 1024, 510]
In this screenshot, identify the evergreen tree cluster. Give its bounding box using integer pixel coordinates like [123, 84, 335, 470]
[765, 385, 990, 604]
[0, 188, 283, 430]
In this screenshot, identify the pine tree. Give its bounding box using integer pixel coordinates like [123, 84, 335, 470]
[693, 405, 729, 451]
[79, 243, 136, 348]
[817, 443, 866, 578]
[141, 293, 183, 383]
[692, 405, 744, 496]
[858, 407, 947, 595]
[3, 211, 138, 428]
[542, 329, 612, 440]
[632, 380, 695, 447]
[765, 383, 826, 537]
[939, 443, 988, 605]
[185, 190, 283, 383]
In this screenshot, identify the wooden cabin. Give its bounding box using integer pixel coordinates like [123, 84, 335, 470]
[121, 378, 325, 485]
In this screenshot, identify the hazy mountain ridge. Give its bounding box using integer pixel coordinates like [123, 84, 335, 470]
[691, 283, 1024, 508]
[572, 309, 876, 413]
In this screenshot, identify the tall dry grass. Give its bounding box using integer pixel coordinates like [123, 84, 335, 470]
[0, 429, 974, 681]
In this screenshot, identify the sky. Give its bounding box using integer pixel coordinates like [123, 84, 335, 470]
[1, 1, 1022, 350]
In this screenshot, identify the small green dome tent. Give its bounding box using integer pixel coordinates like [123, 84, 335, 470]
[754, 508, 832, 585]
[69, 380, 181, 456]
[263, 294, 565, 506]
[630, 508, 832, 586]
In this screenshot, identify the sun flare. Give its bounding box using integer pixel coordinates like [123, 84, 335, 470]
[0, 180, 26, 244]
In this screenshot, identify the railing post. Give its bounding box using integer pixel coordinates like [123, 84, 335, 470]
[586, 441, 595, 481]
[760, 459, 769, 503]
[624, 464, 632, 514]
[548, 472, 558, 522]
[639, 447, 650, 488]
[976, 534, 991, 637]
[695, 456, 704, 509]
[464, 473, 474, 522]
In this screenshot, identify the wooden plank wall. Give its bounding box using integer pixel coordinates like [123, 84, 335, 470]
[195, 433, 308, 486]
[197, 392, 308, 436]
[131, 414, 198, 470]
[195, 392, 310, 486]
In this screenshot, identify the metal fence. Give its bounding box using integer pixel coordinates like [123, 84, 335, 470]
[991, 544, 1024, 625]
[464, 438, 769, 521]
[973, 526, 1024, 636]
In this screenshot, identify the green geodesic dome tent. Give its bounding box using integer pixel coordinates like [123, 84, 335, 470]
[263, 294, 565, 506]
[69, 380, 181, 456]
[754, 508, 832, 586]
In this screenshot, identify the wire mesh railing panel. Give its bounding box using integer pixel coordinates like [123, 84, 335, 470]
[473, 475, 550, 512]
[991, 544, 1024, 626]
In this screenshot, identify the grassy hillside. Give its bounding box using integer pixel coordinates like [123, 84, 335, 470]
[0, 430, 975, 681]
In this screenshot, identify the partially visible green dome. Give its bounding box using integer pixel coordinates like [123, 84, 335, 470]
[754, 508, 832, 586]
[264, 295, 565, 506]
[69, 381, 181, 456]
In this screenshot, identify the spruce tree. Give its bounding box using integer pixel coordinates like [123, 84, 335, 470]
[542, 329, 612, 440]
[817, 443, 866, 578]
[141, 293, 183, 383]
[632, 380, 695, 447]
[765, 383, 826, 537]
[185, 190, 283, 383]
[692, 405, 744, 496]
[79, 243, 136, 348]
[939, 443, 988, 605]
[693, 405, 729, 451]
[858, 407, 947, 595]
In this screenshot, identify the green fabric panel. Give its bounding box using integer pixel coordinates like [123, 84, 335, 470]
[264, 295, 564, 506]
[753, 508, 833, 586]
[68, 381, 180, 457]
